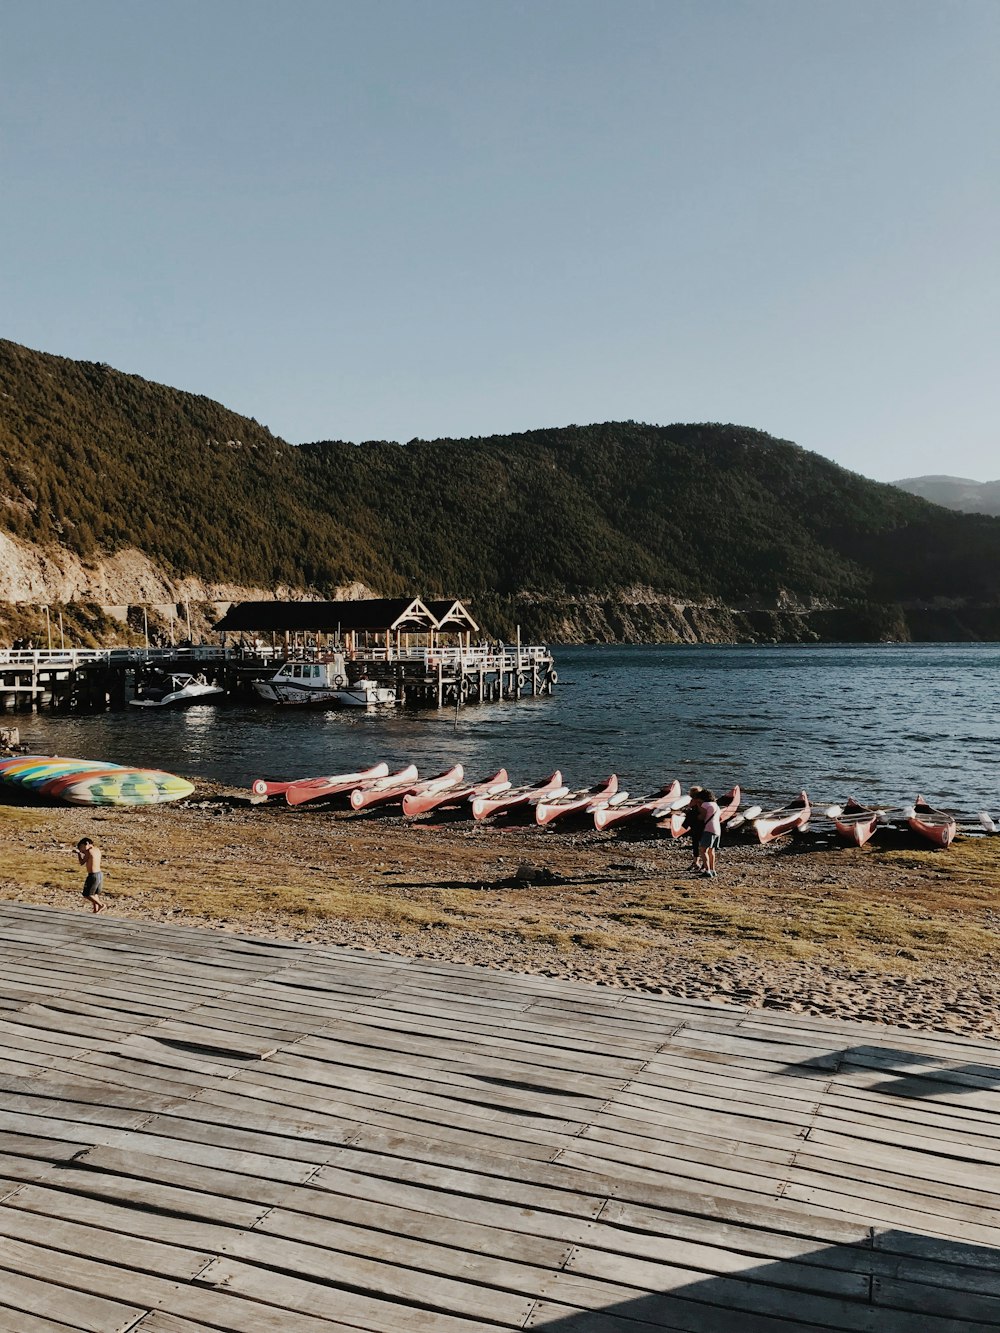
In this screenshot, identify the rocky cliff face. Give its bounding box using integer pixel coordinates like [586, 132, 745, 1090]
[491, 592, 915, 644]
[2, 537, 998, 646]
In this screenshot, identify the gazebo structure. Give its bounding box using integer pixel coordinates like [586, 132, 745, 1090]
[213, 596, 554, 707]
[214, 597, 438, 658]
[425, 599, 480, 653]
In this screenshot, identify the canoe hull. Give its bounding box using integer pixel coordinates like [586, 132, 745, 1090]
[284, 763, 391, 807]
[536, 776, 619, 827]
[403, 768, 510, 817]
[908, 796, 957, 848]
[472, 772, 564, 821]
[593, 780, 680, 831]
[349, 764, 421, 811]
[755, 792, 811, 845]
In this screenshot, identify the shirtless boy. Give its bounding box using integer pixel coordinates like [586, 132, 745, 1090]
[76, 838, 104, 913]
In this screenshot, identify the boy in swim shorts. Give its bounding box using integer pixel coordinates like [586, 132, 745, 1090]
[76, 838, 104, 913]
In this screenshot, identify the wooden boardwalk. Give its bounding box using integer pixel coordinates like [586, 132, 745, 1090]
[1, 903, 1000, 1331]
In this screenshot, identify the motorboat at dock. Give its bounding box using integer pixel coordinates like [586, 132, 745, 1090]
[252, 656, 396, 707]
[129, 672, 224, 708]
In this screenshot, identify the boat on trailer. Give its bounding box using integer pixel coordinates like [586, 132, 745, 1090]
[593, 779, 680, 831]
[536, 775, 619, 827]
[754, 792, 811, 845]
[907, 796, 957, 848]
[403, 768, 509, 817]
[471, 772, 565, 821]
[831, 798, 883, 847]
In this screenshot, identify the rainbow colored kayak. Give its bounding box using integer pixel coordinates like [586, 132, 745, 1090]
[0, 754, 194, 806]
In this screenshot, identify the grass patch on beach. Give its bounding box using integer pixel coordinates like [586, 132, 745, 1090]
[4, 799, 1000, 976]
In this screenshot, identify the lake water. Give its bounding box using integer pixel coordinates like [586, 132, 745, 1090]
[11, 644, 1000, 814]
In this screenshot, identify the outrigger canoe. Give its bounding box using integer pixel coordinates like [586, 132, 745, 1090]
[471, 772, 565, 821]
[655, 785, 741, 838]
[536, 775, 619, 827]
[832, 798, 882, 848]
[593, 779, 680, 831]
[754, 792, 811, 845]
[907, 796, 957, 848]
[252, 764, 391, 805]
[349, 764, 420, 811]
[403, 768, 509, 817]
[397, 764, 465, 816]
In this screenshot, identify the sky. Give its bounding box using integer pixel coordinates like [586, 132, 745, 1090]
[1, 0, 997, 482]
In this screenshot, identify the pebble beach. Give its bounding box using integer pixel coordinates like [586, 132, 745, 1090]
[3, 785, 1000, 1040]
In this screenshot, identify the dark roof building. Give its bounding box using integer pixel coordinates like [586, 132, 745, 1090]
[215, 598, 437, 635]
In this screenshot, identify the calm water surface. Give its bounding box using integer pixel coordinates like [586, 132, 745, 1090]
[13, 644, 1000, 813]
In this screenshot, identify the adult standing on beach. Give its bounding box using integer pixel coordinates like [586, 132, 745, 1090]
[76, 837, 104, 913]
[683, 787, 705, 871]
[698, 790, 722, 879]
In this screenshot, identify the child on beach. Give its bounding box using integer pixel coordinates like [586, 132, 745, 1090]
[698, 790, 722, 879]
[76, 838, 104, 913]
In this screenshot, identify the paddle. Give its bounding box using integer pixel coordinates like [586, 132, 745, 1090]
[823, 804, 843, 820]
[727, 813, 745, 830]
[742, 805, 762, 822]
[979, 811, 997, 834]
[901, 805, 916, 821]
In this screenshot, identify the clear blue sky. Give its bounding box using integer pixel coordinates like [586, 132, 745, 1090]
[1, 0, 997, 481]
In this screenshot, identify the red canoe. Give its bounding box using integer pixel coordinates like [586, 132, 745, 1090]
[656, 786, 741, 838]
[471, 772, 565, 821]
[832, 797, 882, 847]
[907, 796, 957, 848]
[397, 764, 465, 816]
[349, 764, 421, 811]
[593, 780, 680, 832]
[282, 763, 391, 807]
[754, 792, 811, 845]
[403, 768, 509, 818]
[536, 775, 619, 827]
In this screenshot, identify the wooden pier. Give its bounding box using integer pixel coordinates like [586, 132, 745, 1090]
[2, 901, 1000, 1330]
[0, 642, 556, 713]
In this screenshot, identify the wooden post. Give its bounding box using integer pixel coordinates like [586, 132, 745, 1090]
[437, 657, 444, 708]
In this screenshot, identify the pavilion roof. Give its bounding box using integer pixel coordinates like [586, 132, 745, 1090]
[424, 598, 480, 634]
[214, 597, 436, 634]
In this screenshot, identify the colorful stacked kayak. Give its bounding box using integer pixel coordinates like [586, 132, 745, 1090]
[0, 755, 194, 806]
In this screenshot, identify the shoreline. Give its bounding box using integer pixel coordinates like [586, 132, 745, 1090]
[3, 788, 1000, 1040]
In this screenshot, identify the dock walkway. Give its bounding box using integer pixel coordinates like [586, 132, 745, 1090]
[1, 902, 1000, 1331]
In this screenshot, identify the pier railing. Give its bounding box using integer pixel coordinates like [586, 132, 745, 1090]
[1, 643, 551, 670]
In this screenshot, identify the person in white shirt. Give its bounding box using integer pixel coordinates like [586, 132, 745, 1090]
[698, 789, 721, 879]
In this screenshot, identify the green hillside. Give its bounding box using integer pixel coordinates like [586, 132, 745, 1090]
[2, 338, 1000, 635]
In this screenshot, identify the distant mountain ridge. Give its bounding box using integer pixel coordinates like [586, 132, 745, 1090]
[894, 475, 1000, 517]
[3, 336, 1000, 642]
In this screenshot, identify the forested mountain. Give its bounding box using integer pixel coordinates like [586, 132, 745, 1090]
[2, 337, 1000, 641]
[895, 475, 1000, 517]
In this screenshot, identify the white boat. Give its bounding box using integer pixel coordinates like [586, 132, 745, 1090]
[129, 673, 224, 709]
[252, 658, 396, 707]
[336, 678, 397, 708]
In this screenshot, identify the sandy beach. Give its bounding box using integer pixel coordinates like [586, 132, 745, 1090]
[3, 786, 1000, 1039]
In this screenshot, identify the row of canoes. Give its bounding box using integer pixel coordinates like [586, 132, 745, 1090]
[252, 764, 959, 846]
